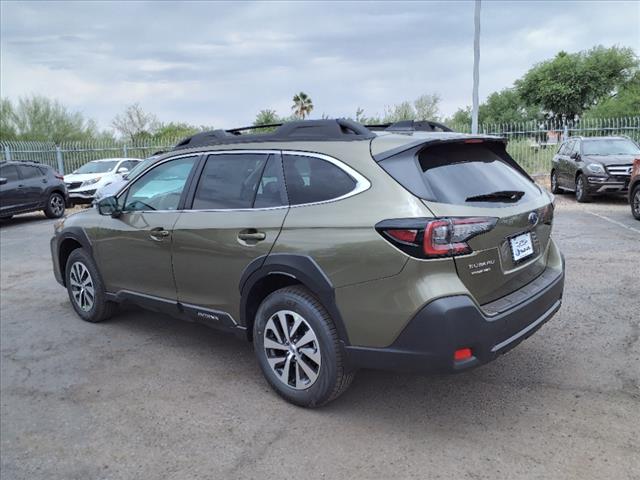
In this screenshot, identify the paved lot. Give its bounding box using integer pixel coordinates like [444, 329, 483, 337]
[1, 196, 639, 480]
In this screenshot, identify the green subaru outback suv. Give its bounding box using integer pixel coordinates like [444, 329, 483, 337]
[51, 119, 565, 407]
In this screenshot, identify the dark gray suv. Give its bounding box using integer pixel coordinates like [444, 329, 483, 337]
[551, 136, 640, 202]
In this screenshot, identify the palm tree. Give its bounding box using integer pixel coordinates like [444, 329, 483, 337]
[291, 92, 314, 119]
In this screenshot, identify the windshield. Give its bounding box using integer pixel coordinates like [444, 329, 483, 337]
[582, 139, 640, 156]
[74, 160, 118, 174]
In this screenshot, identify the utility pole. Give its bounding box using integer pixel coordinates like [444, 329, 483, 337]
[471, 0, 481, 134]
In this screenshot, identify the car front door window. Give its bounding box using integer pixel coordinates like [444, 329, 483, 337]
[122, 156, 196, 211]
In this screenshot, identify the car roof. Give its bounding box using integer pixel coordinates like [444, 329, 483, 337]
[0, 160, 50, 168]
[87, 158, 140, 162]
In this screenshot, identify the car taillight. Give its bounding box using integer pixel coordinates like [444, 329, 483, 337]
[376, 217, 497, 259]
[55, 174, 64, 180]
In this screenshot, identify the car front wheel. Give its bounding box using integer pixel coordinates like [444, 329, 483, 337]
[632, 184, 640, 220]
[65, 249, 116, 322]
[575, 174, 591, 203]
[253, 286, 355, 407]
[44, 192, 66, 218]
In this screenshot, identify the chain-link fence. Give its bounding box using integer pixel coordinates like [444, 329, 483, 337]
[1, 117, 638, 176]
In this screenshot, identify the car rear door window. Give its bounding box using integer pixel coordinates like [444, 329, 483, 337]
[254, 155, 287, 208]
[192, 153, 269, 210]
[282, 155, 356, 206]
[1, 165, 20, 182]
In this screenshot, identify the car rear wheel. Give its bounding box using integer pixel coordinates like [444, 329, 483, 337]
[550, 170, 562, 194]
[575, 174, 591, 203]
[44, 192, 66, 218]
[253, 286, 355, 407]
[632, 184, 640, 220]
[65, 249, 116, 323]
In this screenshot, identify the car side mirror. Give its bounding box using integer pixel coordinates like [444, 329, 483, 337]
[0, 177, 7, 186]
[97, 195, 121, 217]
[570, 152, 579, 160]
[117, 167, 129, 174]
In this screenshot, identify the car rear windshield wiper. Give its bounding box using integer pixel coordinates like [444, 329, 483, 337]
[465, 190, 525, 203]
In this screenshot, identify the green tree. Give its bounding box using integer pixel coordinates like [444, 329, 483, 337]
[153, 122, 200, 141]
[111, 103, 159, 141]
[6, 95, 97, 143]
[479, 88, 539, 125]
[516, 46, 639, 118]
[447, 107, 472, 127]
[291, 92, 314, 119]
[254, 109, 281, 126]
[382, 93, 441, 123]
[583, 72, 640, 118]
[0, 98, 17, 140]
[413, 93, 441, 121]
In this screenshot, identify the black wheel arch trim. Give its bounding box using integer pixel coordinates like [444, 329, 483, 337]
[52, 227, 94, 286]
[239, 253, 351, 345]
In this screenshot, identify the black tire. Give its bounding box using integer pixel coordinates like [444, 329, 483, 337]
[253, 286, 355, 407]
[65, 249, 116, 323]
[44, 192, 66, 218]
[631, 184, 640, 221]
[550, 170, 562, 194]
[575, 174, 591, 203]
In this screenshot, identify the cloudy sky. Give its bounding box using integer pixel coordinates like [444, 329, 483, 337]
[1, 0, 639, 130]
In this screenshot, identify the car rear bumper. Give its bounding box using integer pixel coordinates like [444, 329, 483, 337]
[345, 256, 565, 373]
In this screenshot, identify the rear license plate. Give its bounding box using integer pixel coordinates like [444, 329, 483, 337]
[510, 232, 534, 262]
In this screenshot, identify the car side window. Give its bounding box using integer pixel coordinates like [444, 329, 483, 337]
[0, 165, 20, 182]
[120, 160, 138, 171]
[254, 155, 287, 208]
[564, 140, 574, 156]
[282, 154, 356, 206]
[17, 165, 42, 179]
[122, 156, 197, 211]
[192, 153, 269, 209]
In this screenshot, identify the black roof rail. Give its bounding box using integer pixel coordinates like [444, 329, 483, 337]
[172, 119, 375, 150]
[366, 119, 453, 133]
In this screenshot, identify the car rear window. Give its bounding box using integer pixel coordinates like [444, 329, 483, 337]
[417, 144, 540, 205]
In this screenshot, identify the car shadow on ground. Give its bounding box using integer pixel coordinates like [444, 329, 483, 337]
[0, 213, 54, 228]
[103, 305, 555, 423]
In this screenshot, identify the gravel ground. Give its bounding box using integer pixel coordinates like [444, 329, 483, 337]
[1, 195, 639, 480]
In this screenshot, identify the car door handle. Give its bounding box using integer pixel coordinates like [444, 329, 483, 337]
[238, 230, 266, 241]
[149, 228, 170, 241]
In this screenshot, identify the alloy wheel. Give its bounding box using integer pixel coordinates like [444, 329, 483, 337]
[50, 194, 65, 216]
[576, 177, 584, 198]
[551, 172, 557, 191]
[634, 189, 640, 217]
[69, 262, 95, 312]
[263, 310, 321, 390]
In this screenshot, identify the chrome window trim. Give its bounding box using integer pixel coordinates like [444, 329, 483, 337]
[112, 149, 371, 214]
[181, 149, 371, 213]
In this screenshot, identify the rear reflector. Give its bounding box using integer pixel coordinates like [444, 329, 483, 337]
[464, 138, 484, 144]
[454, 348, 472, 361]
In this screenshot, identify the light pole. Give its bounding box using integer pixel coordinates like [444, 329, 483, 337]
[471, 0, 481, 134]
